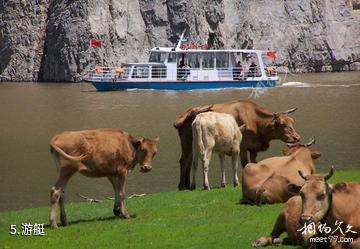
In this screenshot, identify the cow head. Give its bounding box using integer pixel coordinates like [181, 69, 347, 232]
[268, 108, 300, 143]
[288, 167, 334, 225]
[282, 137, 322, 159]
[133, 137, 160, 173]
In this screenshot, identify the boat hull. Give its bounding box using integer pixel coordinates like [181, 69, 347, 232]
[89, 80, 277, 91]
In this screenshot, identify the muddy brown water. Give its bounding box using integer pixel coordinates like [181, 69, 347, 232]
[0, 71, 359, 211]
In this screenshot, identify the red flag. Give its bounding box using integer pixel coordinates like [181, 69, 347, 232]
[90, 39, 102, 48]
[266, 50, 277, 61]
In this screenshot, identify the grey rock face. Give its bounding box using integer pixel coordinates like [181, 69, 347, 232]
[0, 0, 50, 81]
[0, 0, 359, 82]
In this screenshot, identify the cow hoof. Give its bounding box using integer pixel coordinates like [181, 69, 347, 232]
[203, 186, 210, 190]
[221, 183, 226, 188]
[252, 239, 262, 247]
[50, 222, 58, 229]
[120, 213, 130, 219]
[233, 182, 239, 187]
[251, 237, 271, 247]
[113, 208, 121, 217]
[60, 218, 68, 227]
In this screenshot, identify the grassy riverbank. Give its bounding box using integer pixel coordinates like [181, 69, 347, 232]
[1, 170, 359, 249]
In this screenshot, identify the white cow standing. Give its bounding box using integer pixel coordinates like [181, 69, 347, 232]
[191, 112, 244, 190]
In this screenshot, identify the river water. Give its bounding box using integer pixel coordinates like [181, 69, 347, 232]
[0, 71, 359, 211]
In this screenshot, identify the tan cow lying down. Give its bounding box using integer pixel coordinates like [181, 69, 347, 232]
[253, 167, 360, 248]
[241, 138, 321, 205]
[191, 112, 245, 190]
[49, 128, 160, 228]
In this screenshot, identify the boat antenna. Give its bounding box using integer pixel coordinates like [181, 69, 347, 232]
[175, 30, 187, 50]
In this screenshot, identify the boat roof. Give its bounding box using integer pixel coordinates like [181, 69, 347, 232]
[150, 47, 265, 53]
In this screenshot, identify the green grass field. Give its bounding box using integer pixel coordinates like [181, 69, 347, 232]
[1, 170, 359, 249]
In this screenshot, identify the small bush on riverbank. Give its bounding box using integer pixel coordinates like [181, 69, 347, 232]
[0, 170, 359, 249]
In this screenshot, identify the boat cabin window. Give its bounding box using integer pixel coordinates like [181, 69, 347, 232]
[168, 53, 176, 63]
[242, 53, 261, 77]
[149, 52, 167, 63]
[119, 65, 131, 78]
[132, 66, 149, 78]
[202, 52, 215, 69]
[187, 53, 200, 68]
[151, 66, 167, 78]
[216, 52, 229, 69]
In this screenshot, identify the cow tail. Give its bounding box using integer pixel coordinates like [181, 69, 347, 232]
[49, 142, 85, 163]
[50, 146, 61, 173]
[192, 121, 205, 155]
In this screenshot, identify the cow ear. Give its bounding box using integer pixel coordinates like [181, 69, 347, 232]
[287, 183, 301, 195]
[153, 136, 160, 144]
[267, 114, 277, 129]
[132, 137, 144, 149]
[311, 151, 321, 159]
[333, 182, 347, 192]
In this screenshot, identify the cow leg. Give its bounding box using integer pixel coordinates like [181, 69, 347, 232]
[178, 127, 193, 191]
[240, 145, 249, 167]
[231, 152, 240, 187]
[59, 191, 67, 226]
[202, 149, 212, 190]
[108, 174, 129, 219]
[50, 167, 76, 228]
[249, 150, 258, 163]
[108, 176, 121, 217]
[118, 170, 129, 218]
[252, 212, 286, 247]
[191, 151, 198, 190]
[179, 151, 192, 190]
[219, 153, 226, 188]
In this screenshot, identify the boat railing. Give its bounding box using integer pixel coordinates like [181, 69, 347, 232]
[84, 65, 278, 82]
[179, 65, 277, 80]
[84, 67, 129, 81]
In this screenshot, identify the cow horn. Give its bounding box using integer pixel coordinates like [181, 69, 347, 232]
[282, 107, 298, 114]
[298, 170, 309, 180]
[287, 142, 297, 147]
[305, 136, 316, 147]
[324, 166, 335, 181]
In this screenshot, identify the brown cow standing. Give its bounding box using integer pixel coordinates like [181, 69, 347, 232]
[242, 138, 321, 205]
[174, 99, 301, 190]
[49, 128, 160, 228]
[253, 168, 360, 248]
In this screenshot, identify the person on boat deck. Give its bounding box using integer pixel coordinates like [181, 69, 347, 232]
[248, 61, 258, 77]
[177, 60, 185, 80]
[233, 61, 242, 80]
[183, 62, 191, 80]
[95, 65, 102, 73]
[115, 66, 124, 79]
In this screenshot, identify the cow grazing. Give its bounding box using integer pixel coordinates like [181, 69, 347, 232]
[191, 112, 244, 190]
[174, 99, 300, 190]
[242, 137, 321, 205]
[253, 168, 360, 248]
[49, 128, 160, 228]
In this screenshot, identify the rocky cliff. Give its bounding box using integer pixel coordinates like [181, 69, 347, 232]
[0, 0, 359, 82]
